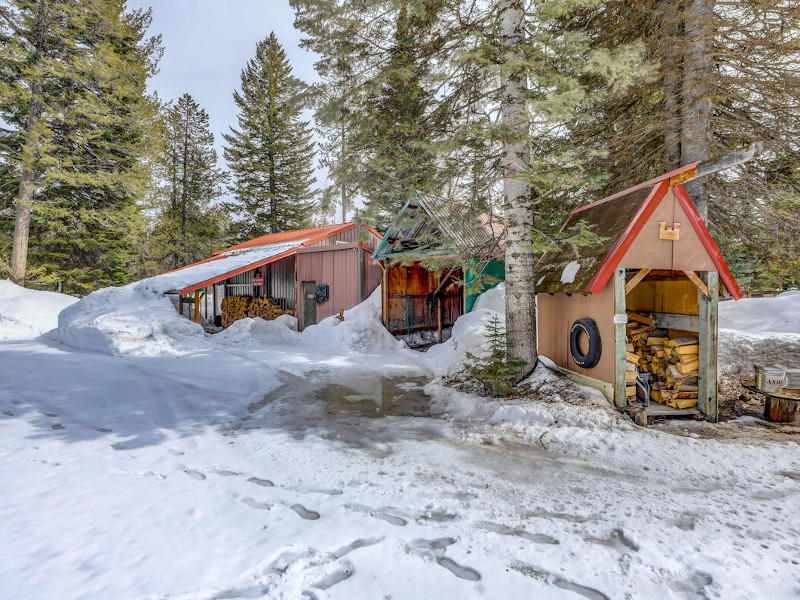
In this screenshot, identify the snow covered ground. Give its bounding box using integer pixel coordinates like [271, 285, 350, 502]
[1, 281, 799, 599]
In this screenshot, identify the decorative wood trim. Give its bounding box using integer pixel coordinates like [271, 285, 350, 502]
[554, 366, 614, 402]
[683, 270, 709, 297]
[672, 184, 743, 300]
[614, 268, 628, 408]
[625, 268, 651, 294]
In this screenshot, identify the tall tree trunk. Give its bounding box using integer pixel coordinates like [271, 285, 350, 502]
[10, 0, 47, 287]
[341, 122, 347, 223]
[681, 0, 714, 220]
[662, 0, 682, 168]
[499, 0, 536, 379]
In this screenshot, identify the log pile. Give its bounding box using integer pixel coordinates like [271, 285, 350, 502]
[221, 295, 292, 327]
[626, 310, 699, 409]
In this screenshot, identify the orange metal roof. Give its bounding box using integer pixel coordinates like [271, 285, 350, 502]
[168, 222, 383, 295]
[213, 223, 356, 255]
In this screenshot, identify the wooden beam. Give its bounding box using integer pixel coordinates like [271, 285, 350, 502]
[625, 268, 651, 294]
[614, 268, 627, 409]
[653, 312, 700, 332]
[194, 290, 200, 324]
[698, 272, 719, 422]
[695, 142, 763, 180]
[683, 270, 709, 297]
[178, 294, 183, 316]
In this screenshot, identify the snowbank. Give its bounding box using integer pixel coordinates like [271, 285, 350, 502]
[299, 286, 407, 353]
[0, 280, 77, 339]
[717, 292, 800, 395]
[426, 283, 505, 377]
[719, 290, 800, 334]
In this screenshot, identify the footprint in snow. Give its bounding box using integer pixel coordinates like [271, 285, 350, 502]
[290, 504, 320, 520]
[211, 469, 240, 477]
[332, 537, 383, 559]
[247, 477, 274, 487]
[476, 521, 559, 545]
[44, 413, 59, 418]
[373, 512, 407, 527]
[241, 497, 271, 511]
[2, 411, 14, 417]
[51, 423, 65, 430]
[409, 537, 456, 551]
[95, 427, 112, 433]
[166, 448, 184, 456]
[311, 564, 354, 590]
[436, 557, 481, 581]
[183, 469, 206, 480]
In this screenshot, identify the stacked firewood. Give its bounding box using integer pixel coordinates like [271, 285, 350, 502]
[221, 295, 292, 327]
[626, 310, 699, 409]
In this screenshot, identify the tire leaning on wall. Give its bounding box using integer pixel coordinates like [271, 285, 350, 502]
[569, 318, 602, 369]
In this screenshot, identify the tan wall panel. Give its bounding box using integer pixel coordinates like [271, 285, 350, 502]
[537, 285, 615, 384]
[619, 190, 675, 270]
[670, 199, 716, 272]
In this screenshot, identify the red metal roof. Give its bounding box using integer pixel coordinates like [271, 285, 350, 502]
[213, 223, 356, 255]
[168, 222, 381, 295]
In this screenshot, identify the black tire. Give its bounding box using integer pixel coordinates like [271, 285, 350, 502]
[570, 318, 602, 369]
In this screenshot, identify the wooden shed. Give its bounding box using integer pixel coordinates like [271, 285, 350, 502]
[535, 164, 743, 422]
[372, 195, 504, 344]
[168, 223, 383, 331]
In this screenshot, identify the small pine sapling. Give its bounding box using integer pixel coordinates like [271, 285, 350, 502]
[466, 315, 526, 398]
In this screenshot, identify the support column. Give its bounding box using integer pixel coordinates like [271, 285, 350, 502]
[699, 271, 719, 421]
[614, 268, 627, 408]
[194, 290, 200, 324]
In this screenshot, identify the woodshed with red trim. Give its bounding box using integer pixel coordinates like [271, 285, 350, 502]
[165, 223, 383, 331]
[535, 164, 743, 422]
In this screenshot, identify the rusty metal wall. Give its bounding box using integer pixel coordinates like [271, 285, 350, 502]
[296, 247, 361, 326]
[268, 255, 296, 310]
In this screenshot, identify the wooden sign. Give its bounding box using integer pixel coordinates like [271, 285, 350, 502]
[659, 222, 680, 240]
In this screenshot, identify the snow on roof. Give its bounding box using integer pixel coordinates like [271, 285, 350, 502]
[214, 223, 356, 255]
[161, 241, 305, 295]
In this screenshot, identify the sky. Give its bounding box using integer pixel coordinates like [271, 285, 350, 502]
[126, 0, 325, 191]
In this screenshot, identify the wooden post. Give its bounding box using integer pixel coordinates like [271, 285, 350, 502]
[614, 268, 627, 409]
[437, 298, 443, 343]
[699, 271, 719, 421]
[179, 294, 183, 316]
[194, 290, 200, 324]
[204, 286, 208, 321]
[213, 285, 217, 322]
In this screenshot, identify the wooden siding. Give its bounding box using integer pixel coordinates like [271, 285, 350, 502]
[537, 285, 616, 384]
[384, 263, 462, 334]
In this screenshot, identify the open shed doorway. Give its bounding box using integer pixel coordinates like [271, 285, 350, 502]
[622, 268, 719, 420]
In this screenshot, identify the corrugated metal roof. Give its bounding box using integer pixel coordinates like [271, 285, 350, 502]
[213, 223, 356, 255]
[164, 222, 381, 295]
[373, 195, 504, 260]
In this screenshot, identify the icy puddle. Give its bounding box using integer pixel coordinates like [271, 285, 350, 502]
[243, 373, 442, 446]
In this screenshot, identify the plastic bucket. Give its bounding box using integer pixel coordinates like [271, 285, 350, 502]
[754, 365, 787, 393]
[784, 368, 800, 390]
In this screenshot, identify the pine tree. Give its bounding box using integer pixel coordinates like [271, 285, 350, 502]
[466, 315, 525, 397]
[143, 94, 228, 273]
[293, 1, 646, 379]
[223, 33, 316, 240]
[0, 0, 161, 293]
[561, 1, 800, 287]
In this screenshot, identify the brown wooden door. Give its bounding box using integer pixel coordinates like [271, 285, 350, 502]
[302, 281, 317, 330]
